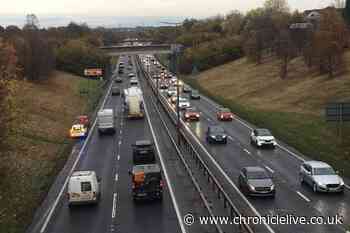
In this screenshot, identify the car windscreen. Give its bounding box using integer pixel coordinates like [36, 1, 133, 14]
[247, 171, 269, 179]
[256, 129, 272, 136]
[221, 108, 230, 112]
[81, 182, 92, 192]
[313, 167, 335, 175]
[191, 90, 198, 94]
[211, 126, 224, 133]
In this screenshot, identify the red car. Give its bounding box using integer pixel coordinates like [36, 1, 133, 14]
[183, 107, 200, 121]
[217, 108, 234, 121]
[76, 115, 90, 129]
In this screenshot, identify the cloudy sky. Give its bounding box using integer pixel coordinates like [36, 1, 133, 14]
[0, 0, 336, 17]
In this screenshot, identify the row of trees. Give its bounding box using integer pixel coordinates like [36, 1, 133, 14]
[142, 0, 348, 78]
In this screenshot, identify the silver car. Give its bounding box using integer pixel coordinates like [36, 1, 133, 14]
[299, 161, 345, 193]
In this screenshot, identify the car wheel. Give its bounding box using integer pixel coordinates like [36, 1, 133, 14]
[313, 183, 318, 193]
[223, 138, 227, 144]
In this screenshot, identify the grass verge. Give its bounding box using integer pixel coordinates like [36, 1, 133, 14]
[0, 71, 104, 233]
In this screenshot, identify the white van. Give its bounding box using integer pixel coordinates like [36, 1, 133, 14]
[97, 109, 115, 134]
[67, 171, 101, 207]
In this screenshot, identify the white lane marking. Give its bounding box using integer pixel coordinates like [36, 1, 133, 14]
[181, 120, 275, 233]
[40, 81, 113, 233]
[112, 193, 117, 218]
[115, 174, 119, 182]
[207, 118, 212, 122]
[345, 184, 350, 190]
[296, 191, 311, 202]
[243, 149, 251, 155]
[142, 84, 187, 233]
[264, 165, 274, 173]
[228, 135, 233, 140]
[120, 129, 122, 134]
[117, 155, 120, 161]
[118, 140, 122, 146]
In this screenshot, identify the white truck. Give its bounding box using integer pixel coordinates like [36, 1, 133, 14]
[124, 87, 144, 119]
[97, 109, 115, 134]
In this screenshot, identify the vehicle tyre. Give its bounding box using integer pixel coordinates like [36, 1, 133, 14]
[223, 138, 227, 144]
[313, 183, 318, 193]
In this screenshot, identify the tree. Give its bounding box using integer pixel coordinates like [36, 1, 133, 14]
[345, 0, 350, 24]
[264, 0, 290, 13]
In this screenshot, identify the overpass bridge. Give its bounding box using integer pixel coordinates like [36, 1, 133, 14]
[100, 44, 181, 56]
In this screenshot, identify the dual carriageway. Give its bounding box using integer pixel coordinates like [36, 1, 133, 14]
[26, 54, 350, 233]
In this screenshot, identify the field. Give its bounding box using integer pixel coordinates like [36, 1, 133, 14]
[0, 71, 103, 233]
[182, 52, 350, 178]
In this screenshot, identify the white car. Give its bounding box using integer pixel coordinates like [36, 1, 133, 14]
[300, 161, 345, 193]
[128, 73, 135, 78]
[178, 97, 190, 109]
[250, 128, 277, 148]
[67, 171, 101, 207]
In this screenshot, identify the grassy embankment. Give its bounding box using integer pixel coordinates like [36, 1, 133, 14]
[0, 71, 103, 233]
[174, 53, 350, 178]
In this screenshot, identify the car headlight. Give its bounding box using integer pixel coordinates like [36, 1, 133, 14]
[220, 115, 224, 119]
[185, 114, 189, 118]
[340, 179, 344, 186]
[196, 114, 200, 117]
[270, 185, 275, 190]
[317, 182, 326, 188]
[222, 135, 227, 138]
[211, 135, 216, 138]
[248, 184, 255, 191]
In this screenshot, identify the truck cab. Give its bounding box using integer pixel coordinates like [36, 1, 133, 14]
[132, 140, 155, 164]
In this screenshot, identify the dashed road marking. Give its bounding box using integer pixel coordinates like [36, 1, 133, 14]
[117, 155, 120, 161]
[118, 140, 122, 146]
[243, 149, 251, 155]
[228, 135, 233, 141]
[296, 191, 311, 202]
[112, 193, 117, 218]
[115, 174, 119, 182]
[264, 165, 274, 173]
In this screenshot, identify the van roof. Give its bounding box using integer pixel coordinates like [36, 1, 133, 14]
[71, 171, 94, 177]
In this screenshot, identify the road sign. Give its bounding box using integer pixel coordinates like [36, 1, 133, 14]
[326, 103, 350, 122]
[84, 68, 103, 77]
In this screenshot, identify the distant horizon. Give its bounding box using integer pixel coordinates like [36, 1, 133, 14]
[0, 15, 189, 28]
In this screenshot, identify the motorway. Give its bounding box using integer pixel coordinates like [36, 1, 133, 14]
[27, 56, 198, 233]
[26, 53, 350, 233]
[143, 55, 350, 233]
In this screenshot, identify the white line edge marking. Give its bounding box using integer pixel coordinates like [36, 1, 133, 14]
[118, 140, 122, 146]
[115, 174, 119, 182]
[180, 110, 275, 233]
[264, 165, 274, 173]
[142, 79, 187, 233]
[40, 82, 113, 233]
[296, 191, 311, 202]
[112, 193, 117, 218]
[117, 155, 120, 161]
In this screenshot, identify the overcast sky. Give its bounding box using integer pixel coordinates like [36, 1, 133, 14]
[0, 0, 336, 17]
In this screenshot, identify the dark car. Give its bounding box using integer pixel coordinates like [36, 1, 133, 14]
[130, 164, 163, 201]
[238, 167, 275, 197]
[111, 86, 121, 96]
[206, 125, 227, 144]
[190, 90, 200, 99]
[132, 140, 155, 165]
[114, 76, 122, 83]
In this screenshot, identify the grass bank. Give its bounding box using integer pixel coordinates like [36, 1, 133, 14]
[0, 71, 103, 233]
